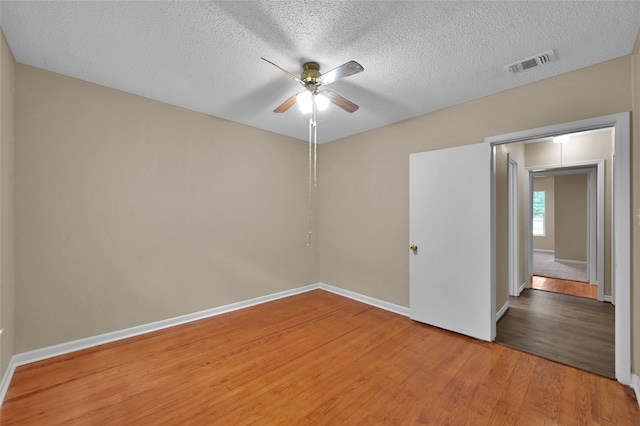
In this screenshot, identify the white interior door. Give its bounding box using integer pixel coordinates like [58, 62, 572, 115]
[409, 143, 492, 341]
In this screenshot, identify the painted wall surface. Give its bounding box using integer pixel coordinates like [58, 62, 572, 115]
[555, 174, 587, 262]
[319, 56, 631, 309]
[0, 29, 15, 376]
[525, 133, 613, 295]
[15, 65, 318, 352]
[532, 176, 555, 251]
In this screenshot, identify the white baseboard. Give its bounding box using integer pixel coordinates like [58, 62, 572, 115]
[518, 282, 526, 295]
[496, 300, 509, 321]
[631, 374, 640, 408]
[604, 295, 612, 303]
[318, 282, 410, 317]
[0, 282, 410, 405]
[0, 358, 17, 406]
[533, 249, 554, 253]
[0, 283, 321, 404]
[554, 258, 587, 265]
[11, 284, 321, 368]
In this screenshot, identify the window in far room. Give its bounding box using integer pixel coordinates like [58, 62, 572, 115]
[532, 190, 545, 236]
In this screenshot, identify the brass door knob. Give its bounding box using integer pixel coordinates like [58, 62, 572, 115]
[410, 245, 418, 251]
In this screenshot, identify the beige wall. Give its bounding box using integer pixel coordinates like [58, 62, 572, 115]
[532, 176, 555, 251]
[15, 65, 318, 352]
[319, 56, 631, 309]
[0, 30, 15, 377]
[555, 174, 588, 262]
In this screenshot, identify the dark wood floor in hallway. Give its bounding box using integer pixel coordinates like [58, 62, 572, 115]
[496, 288, 615, 378]
[2, 290, 637, 424]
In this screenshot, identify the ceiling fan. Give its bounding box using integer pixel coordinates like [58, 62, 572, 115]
[261, 58, 364, 113]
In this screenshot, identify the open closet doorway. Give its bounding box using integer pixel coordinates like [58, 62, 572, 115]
[487, 113, 630, 384]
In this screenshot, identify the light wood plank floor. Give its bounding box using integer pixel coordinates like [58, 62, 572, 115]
[2, 290, 638, 424]
[531, 275, 598, 299]
[496, 288, 614, 379]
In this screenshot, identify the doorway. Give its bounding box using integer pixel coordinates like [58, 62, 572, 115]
[486, 112, 630, 384]
[527, 163, 604, 301]
[499, 157, 611, 376]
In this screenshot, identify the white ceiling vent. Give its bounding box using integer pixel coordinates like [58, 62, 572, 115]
[505, 50, 557, 73]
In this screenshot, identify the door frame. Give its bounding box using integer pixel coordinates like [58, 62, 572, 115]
[486, 112, 630, 385]
[525, 164, 603, 300]
[507, 154, 521, 297]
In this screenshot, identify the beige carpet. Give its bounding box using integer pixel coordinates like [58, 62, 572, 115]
[532, 251, 588, 282]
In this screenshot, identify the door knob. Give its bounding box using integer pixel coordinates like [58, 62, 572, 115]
[410, 245, 418, 251]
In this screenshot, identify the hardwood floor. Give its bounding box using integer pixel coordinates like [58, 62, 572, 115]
[496, 288, 614, 378]
[2, 290, 638, 424]
[531, 275, 598, 299]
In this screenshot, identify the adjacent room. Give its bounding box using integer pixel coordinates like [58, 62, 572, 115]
[1, 1, 640, 423]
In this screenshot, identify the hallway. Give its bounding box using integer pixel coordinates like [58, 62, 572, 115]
[496, 288, 614, 378]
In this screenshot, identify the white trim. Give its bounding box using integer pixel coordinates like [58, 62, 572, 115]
[553, 258, 587, 265]
[486, 112, 631, 385]
[533, 249, 555, 253]
[496, 300, 509, 321]
[596, 160, 605, 292]
[319, 282, 410, 317]
[11, 284, 320, 368]
[485, 114, 621, 145]
[631, 374, 640, 409]
[604, 295, 613, 303]
[518, 282, 526, 295]
[507, 154, 520, 297]
[611, 113, 631, 384]
[0, 283, 321, 404]
[523, 171, 532, 288]
[490, 141, 498, 340]
[0, 358, 17, 405]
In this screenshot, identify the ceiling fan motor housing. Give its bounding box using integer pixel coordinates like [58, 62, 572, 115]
[301, 62, 321, 89]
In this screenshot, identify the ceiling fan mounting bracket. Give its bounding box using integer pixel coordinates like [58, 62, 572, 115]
[301, 62, 321, 84]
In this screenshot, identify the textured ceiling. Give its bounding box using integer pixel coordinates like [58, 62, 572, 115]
[2, 1, 640, 143]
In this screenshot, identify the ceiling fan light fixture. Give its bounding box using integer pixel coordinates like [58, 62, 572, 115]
[315, 93, 330, 111]
[297, 91, 313, 114]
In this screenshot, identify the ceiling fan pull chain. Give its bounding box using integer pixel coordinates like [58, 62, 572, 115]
[307, 113, 313, 248]
[307, 100, 320, 248]
[313, 102, 317, 187]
